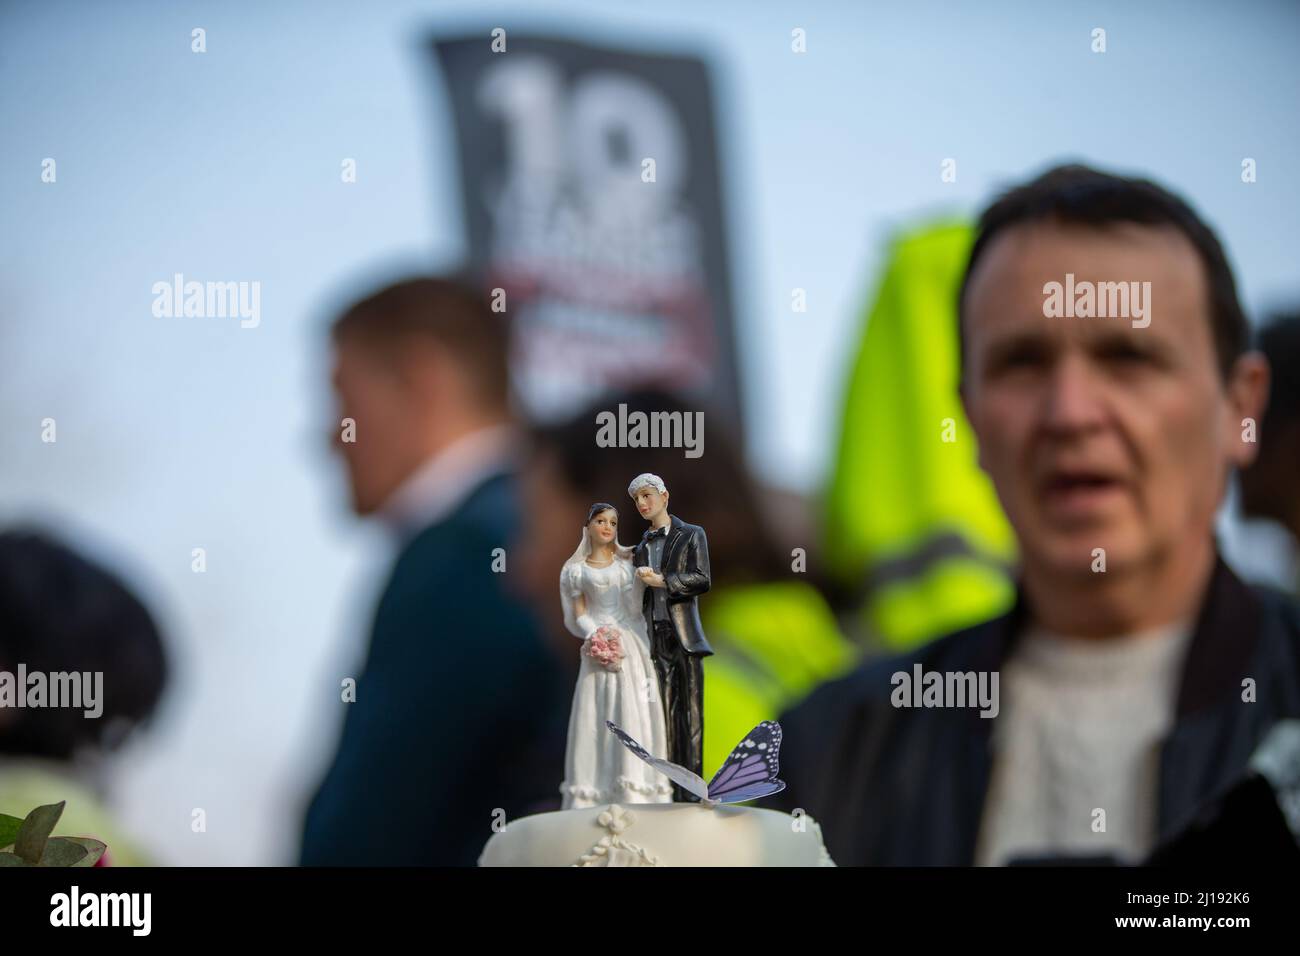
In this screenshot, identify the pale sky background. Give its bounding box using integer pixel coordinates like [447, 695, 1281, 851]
[2, 0, 1297, 863]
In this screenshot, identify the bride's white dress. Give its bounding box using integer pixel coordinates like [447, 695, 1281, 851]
[559, 556, 673, 808]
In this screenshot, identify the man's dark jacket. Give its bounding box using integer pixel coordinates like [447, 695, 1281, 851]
[300, 471, 568, 866]
[773, 555, 1300, 865]
[632, 513, 714, 657]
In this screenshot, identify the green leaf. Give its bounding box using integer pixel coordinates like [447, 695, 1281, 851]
[58, 837, 107, 867]
[15, 801, 64, 865]
[36, 838, 88, 867]
[0, 851, 31, 867]
[0, 813, 23, 849]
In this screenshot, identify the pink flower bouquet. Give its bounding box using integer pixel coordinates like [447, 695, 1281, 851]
[585, 626, 625, 672]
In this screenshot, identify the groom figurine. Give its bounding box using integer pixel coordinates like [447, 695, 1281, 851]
[628, 473, 713, 802]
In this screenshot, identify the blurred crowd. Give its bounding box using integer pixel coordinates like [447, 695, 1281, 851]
[4, 164, 1299, 866]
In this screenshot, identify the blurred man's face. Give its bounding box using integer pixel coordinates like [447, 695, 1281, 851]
[961, 220, 1259, 578]
[330, 338, 426, 515]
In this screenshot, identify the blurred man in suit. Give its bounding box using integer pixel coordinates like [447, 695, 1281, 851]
[300, 277, 568, 866]
[776, 165, 1300, 865]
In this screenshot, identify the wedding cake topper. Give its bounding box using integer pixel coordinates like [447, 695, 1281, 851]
[557, 473, 715, 807]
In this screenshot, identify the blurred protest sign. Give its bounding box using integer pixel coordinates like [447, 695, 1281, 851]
[431, 33, 743, 432]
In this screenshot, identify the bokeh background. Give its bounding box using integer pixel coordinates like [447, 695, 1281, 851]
[2, 0, 1298, 863]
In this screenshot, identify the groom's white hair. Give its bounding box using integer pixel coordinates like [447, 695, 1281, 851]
[627, 473, 667, 498]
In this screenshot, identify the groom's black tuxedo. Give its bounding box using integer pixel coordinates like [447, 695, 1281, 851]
[633, 514, 714, 657]
[634, 513, 712, 800]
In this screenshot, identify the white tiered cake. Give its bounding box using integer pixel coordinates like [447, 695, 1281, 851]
[478, 718, 835, 867]
[478, 801, 834, 867]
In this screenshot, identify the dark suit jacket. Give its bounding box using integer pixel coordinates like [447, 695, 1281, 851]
[633, 514, 713, 657]
[299, 471, 568, 866]
[773, 554, 1300, 865]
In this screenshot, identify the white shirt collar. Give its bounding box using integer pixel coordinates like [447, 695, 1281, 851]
[377, 423, 520, 541]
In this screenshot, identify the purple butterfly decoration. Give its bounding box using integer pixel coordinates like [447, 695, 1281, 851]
[605, 719, 786, 807]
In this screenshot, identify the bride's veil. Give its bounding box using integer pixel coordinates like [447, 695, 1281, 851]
[559, 522, 635, 639]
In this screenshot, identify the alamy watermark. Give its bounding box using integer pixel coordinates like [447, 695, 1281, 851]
[50, 886, 151, 936]
[1043, 273, 1150, 328]
[595, 403, 703, 459]
[151, 273, 261, 328]
[890, 663, 999, 718]
[0, 665, 102, 718]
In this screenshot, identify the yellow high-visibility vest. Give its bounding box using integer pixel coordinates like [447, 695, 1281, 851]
[824, 222, 1018, 650]
[699, 580, 856, 775]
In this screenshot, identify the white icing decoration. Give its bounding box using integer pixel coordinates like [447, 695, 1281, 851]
[560, 776, 674, 803]
[574, 805, 659, 867]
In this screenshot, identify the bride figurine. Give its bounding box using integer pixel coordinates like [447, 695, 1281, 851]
[558, 502, 673, 808]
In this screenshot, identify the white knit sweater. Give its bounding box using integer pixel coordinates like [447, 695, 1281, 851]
[974, 619, 1193, 865]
